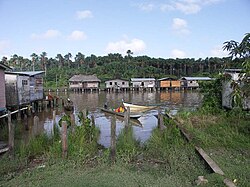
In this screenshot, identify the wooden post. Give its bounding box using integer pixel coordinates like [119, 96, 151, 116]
[38, 101, 41, 112]
[110, 116, 116, 164]
[70, 113, 75, 134]
[124, 107, 130, 131]
[33, 116, 39, 136]
[52, 110, 56, 135]
[157, 109, 165, 131]
[27, 105, 32, 116]
[8, 111, 14, 157]
[82, 109, 87, 120]
[16, 108, 21, 121]
[32, 102, 35, 113]
[62, 121, 68, 159]
[50, 99, 53, 108]
[91, 115, 95, 127]
[24, 114, 29, 130]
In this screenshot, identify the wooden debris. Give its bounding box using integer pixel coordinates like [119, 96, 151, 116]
[195, 176, 208, 186]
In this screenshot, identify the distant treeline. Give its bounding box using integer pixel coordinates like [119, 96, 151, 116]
[1, 52, 243, 88]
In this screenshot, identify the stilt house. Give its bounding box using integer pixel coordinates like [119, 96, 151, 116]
[69, 74, 101, 91]
[5, 71, 44, 107]
[0, 63, 11, 113]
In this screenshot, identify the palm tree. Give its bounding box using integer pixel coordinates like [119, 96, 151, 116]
[64, 53, 72, 68]
[75, 52, 85, 68]
[40, 52, 48, 76]
[1, 56, 8, 65]
[56, 54, 64, 69]
[30, 53, 38, 71]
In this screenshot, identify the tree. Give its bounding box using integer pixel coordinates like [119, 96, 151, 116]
[56, 54, 64, 69]
[30, 53, 38, 71]
[40, 52, 48, 76]
[64, 53, 72, 68]
[1, 56, 8, 65]
[126, 50, 133, 57]
[223, 33, 250, 107]
[75, 52, 85, 68]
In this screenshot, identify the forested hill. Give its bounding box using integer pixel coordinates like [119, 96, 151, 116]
[0, 53, 243, 88]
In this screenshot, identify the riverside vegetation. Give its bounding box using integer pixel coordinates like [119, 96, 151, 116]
[0, 79, 249, 186]
[0, 34, 249, 186]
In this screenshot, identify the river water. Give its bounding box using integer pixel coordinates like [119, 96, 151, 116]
[22, 90, 203, 147]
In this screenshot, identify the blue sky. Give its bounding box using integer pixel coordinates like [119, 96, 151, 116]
[0, 0, 249, 59]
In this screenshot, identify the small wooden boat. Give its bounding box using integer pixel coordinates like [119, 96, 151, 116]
[100, 108, 142, 119]
[123, 102, 157, 113]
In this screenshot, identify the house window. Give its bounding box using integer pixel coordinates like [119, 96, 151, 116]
[110, 82, 112, 85]
[122, 82, 125, 85]
[22, 80, 28, 86]
[115, 82, 117, 85]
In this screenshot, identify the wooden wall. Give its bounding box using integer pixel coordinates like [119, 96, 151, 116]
[0, 69, 6, 111]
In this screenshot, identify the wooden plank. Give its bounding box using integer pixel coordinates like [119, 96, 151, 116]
[0, 147, 9, 154]
[195, 146, 224, 175]
[223, 178, 237, 187]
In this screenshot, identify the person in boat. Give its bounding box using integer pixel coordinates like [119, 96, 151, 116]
[115, 106, 125, 113]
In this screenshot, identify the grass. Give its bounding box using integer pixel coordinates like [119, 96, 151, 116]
[1, 109, 249, 186]
[176, 109, 250, 186]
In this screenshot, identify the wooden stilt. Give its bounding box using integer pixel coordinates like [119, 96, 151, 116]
[62, 121, 68, 159]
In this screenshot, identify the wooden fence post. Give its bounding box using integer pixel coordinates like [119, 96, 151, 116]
[17, 108, 21, 121]
[82, 109, 87, 120]
[91, 115, 95, 127]
[110, 116, 116, 164]
[33, 116, 39, 136]
[157, 109, 165, 131]
[124, 107, 130, 130]
[52, 110, 56, 135]
[70, 113, 75, 134]
[62, 121, 68, 159]
[24, 114, 29, 130]
[27, 105, 32, 116]
[8, 111, 14, 157]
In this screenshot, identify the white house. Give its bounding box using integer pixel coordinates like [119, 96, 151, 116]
[105, 79, 129, 89]
[131, 78, 155, 88]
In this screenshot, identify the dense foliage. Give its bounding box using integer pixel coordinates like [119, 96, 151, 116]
[1, 51, 242, 88]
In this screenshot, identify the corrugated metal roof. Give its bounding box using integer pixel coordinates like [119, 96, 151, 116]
[6, 71, 44, 76]
[0, 63, 11, 70]
[224, 69, 242, 72]
[158, 77, 176, 81]
[181, 77, 212, 81]
[69, 74, 101, 82]
[105, 79, 129, 83]
[131, 78, 155, 82]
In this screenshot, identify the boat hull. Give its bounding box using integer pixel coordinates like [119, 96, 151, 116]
[100, 108, 141, 119]
[123, 102, 157, 113]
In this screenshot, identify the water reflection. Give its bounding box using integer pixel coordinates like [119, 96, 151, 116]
[20, 91, 203, 147]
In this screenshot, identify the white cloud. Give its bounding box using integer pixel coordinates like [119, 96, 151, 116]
[175, 2, 201, 14]
[171, 49, 186, 58]
[172, 18, 190, 35]
[106, 37, 146, 55]
[210, 45, 228, 57]
[31, 29, 61, 39]
[67, 30, 87, 41]
[161, 0, 223, 14]
[137, 3, 155, 11]
[76, 10, 93, 20]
